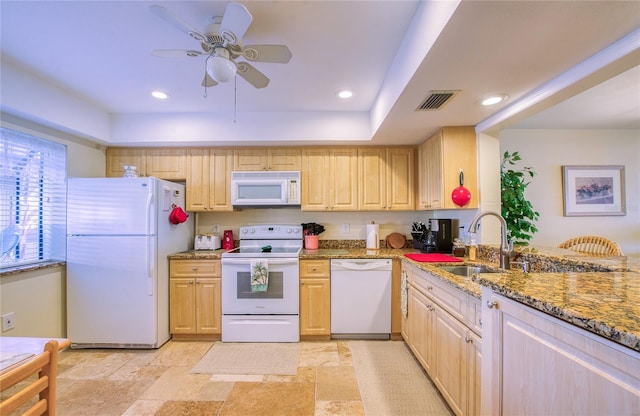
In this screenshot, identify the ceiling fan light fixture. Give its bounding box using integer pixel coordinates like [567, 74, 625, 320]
[206, 48, 237, 83]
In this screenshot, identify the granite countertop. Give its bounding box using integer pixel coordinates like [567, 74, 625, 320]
[168, 245, 640, 352]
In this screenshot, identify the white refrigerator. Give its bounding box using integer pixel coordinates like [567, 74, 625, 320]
[66, 177, 193, 348]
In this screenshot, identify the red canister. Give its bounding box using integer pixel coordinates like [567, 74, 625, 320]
[222, 230, 234, 250]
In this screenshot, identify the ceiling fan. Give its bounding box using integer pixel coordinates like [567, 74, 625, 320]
[150, 2, 292, 89]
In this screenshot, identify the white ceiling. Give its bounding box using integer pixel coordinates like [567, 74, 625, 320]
[1, 1, 639, 146]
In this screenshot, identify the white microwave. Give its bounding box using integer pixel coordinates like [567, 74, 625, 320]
[231, 171, 301, 207]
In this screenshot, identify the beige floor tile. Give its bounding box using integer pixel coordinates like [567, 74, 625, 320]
[150, 341, 213, 367]
[220, 381, 315, 416]
[209, 374, 265, 382]
[155, 400, 224, 416]
[264, 365, 316, 383]
[107, 364, 168, 381]
[315, 400, 366, 416]
[140, 366, 212, 401]
[299, 342, 340, 367]
[120, 399, 165, 416]
[57, 379, 153, 416]
[316, 366, 361, 401]
[199, 381, 235, 401]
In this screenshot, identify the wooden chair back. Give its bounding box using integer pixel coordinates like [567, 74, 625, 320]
[0, 339, 59, 416]
[558, 235, 624, 256]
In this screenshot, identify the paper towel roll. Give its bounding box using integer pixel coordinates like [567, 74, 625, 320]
[366, 222, 380, 249]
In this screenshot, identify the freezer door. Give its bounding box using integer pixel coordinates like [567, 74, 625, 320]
[67, 235, 159, 346]
[67, 177, 156, 236]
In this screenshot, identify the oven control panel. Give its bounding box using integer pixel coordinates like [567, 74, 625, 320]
[239, 224, 302, 239]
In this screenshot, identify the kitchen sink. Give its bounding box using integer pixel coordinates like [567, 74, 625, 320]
[437, 265, 499, 277]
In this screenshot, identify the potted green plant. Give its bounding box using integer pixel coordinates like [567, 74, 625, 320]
[501, 151, 540, 245]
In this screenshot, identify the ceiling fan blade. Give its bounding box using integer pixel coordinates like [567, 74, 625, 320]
[242, 45, 292, 63]
[151, 49, 204, 58]
[202, 73, 219, 88]
[150, 5, 207, 43]
[219, 2, 253, 44]
[236, 62, 269, 89]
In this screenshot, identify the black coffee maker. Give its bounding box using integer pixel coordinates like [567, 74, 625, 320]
[422, 219, 456, 253]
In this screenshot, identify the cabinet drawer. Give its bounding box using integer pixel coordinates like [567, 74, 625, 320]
[170, 260, 221, 278]
[300, 259, 330, 277]
[412, 270, 466, 322]
[469, 297, 482, 335]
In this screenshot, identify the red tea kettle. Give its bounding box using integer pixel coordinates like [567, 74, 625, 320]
[451, 169, 472, 207]
[222, 230, 234, 250]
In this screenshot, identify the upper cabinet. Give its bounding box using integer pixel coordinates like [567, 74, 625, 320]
[186, 148, 233, 212]
[301, 148, 358, 211]
[417, 126, 478, 210]
[106, 148, 187, 180]
[233, 148, 301, 171]
[358, 147, 414, 211]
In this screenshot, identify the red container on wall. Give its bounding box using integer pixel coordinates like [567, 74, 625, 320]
[222, 230, 234, 250]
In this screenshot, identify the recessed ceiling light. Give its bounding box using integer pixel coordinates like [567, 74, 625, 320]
[337, 90, 353, 99]
[151, 91, 168, 100]
[481, 94, 508, 106]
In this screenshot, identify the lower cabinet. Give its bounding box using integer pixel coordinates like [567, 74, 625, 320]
[169, 259, 221, 339]
[299, 259, 331, 338]
[402, 262, 481, 416]
[481, 287, 640, 415]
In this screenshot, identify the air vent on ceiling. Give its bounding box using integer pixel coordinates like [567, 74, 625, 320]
[417, 90, 460, 111]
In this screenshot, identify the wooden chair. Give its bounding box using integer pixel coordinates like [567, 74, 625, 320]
[558, 236, 624, 256]
[0, 339, 59, 416]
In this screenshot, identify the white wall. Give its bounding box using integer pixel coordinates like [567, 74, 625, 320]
[0, 117, 106, 337]
[500, 129, 640, 257]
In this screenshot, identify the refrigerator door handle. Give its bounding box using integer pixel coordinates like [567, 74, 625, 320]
[146, 190, 153, 235]
[147, 237, 155, 296]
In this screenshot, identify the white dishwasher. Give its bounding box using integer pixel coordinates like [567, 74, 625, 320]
[330, 258, 392, 339]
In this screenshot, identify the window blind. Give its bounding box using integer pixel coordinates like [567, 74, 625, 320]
[1, 127, 67, 267]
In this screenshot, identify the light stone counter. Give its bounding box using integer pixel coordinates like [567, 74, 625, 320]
[168, 244, 640, 352]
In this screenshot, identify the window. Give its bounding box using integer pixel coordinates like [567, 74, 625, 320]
[1, 128, 66, 267]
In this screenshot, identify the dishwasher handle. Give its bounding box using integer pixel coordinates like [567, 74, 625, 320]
[331, 259, 392, 271]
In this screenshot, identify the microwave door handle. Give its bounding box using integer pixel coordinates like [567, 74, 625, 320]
[222, 258, 299, 266]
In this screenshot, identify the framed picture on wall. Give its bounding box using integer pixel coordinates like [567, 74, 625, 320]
[562, 165, 626, 216]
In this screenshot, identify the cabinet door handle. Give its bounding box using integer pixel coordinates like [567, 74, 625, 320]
[196, 280, 200, 284]
[465, 336, 473, 343]
[189, 280, 194, 285]
[479, 318, 483, 327]
[427, 286, 433, 291]
[192, 267, 197, 271]
[486, 300, 498, 309]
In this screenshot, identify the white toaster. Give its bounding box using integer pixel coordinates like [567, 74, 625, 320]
[194, 235, 221, 250]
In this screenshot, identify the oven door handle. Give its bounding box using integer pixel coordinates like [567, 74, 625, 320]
[222, 258, 299, 266]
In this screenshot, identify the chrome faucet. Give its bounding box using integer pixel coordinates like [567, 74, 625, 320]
[468, 211, 512, 269]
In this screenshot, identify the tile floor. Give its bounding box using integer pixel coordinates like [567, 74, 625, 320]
[50, 340, 442, 416]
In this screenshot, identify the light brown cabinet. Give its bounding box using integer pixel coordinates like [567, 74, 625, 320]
[301, 148, 358, 211]
[402, 262, 481, 415]
[417, 126, 478, 209]
[106, 148, 187, 180]
[233, 148, 301, 171]
[481, 287, 640, 415]
[358, 147, 414, 210]
[169, 259, 221, 339]
[299, 259, 331, 338]
[186, 148, 233, 212]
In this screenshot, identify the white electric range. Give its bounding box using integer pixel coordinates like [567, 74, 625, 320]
[221, 224, 302, 342]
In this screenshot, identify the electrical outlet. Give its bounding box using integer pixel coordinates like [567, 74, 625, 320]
[2, 312, 15, 331]
[342, 223, 350, 233]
